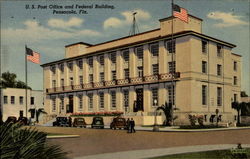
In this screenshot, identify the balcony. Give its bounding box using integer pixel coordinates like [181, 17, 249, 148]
[46, 72, 180, 94]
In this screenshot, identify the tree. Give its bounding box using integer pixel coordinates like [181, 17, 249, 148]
[0, 71, 31, 89]
[232, 102, 248, 125]
[241, 91, 248, 97]
[29, 108, 47, 123]
[0, 123, 68, 159]
[156, 102, 178, 126]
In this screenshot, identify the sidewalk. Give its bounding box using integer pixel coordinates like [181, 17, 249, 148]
[74, 144, 250, 159]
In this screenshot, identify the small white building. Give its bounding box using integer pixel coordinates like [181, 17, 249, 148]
[2, 88, 44, 122]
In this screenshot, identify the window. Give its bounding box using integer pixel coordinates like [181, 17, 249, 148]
[234, 61, 237, 71]
[136, 46, 143, 59]
[52, 98, 56, 112]
[168, 61, 176, 73]
[166, 40, 176, 53]
[60, 97, 64, 110]
[217, 45, 222, 57]
[67, 62, 73, 72]
[111, 91, 116, 108]
[88, 93, 93, 109]
[122, 49, 129, 62]
[138, 67, 143, 77]
[124, 69, 129, 79]
[89, 74, 93, 83]
[152, 64, 159, 75]
[111, 71, 116, 80]
[79, 76, 83, 85]
[99, 55, 104, 66]
[110, 52, 116, 64]
[4, 96, 8, 104]
[52, 80, 56, 88]
[217, 87, 222, 106]
[88, 57, 93, 67]
[152, 88, 158, 106]
[11, 96, 15, 104]
[30, 97, 34, 105]
[61, 79, 64, 87]
[70, 77, 73, 85]
[100, 72, 104, 82]
[233, 94, 237, 102]
[150, 43, 159, 56]
[19, 96, 23, 105]
[202, 85, 207, 105]
[233, 76, 237, 85]
[78, 60, 83, 69]
[202, 40, 207, 53]
[51, 65, 56, 74]
[123, 90, 129, 108]
[99, 92, 104, 109]
[202, 61, 207, 73]
[217, 64, 222, 76]
[78, 95, 83, 110]
[168, 86, 175, 105]
[59, 63, 64, 73]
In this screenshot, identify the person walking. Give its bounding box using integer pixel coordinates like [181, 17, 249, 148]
[130, 118, 136, 133]
[68, 117, 72, 127]
[126, 118, 130, 133]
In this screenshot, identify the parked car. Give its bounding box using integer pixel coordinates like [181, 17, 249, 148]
[110, 117, 127, 130]
[52, 117, 69, 127]
[5, 116, 17, 124]
[17, 117, 28, 125]
[91, 117, 104, 129]
[73, 117, 87, 128]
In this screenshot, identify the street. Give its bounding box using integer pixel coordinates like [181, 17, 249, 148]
[34, 126, 250, 158]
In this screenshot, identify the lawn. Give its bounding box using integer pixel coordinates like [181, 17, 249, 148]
[150, 149, 249, 159]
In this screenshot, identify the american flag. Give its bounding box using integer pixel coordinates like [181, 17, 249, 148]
[173, 4, 188, 23]
[26, 46, 40, 64]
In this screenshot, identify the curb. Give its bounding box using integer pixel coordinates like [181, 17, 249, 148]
[47, 135, 80, 139]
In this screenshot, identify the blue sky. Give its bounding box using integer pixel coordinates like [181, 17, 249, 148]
[0, 0, 249, 94]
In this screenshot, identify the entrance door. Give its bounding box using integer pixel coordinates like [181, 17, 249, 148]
[134, 88, 143, 112]
[67, 95, 74, 113]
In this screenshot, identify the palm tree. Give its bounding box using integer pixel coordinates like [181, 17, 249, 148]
[156, 102, 178, 126]
[0, 123, 68, 159]
[232, 101, 247, 125]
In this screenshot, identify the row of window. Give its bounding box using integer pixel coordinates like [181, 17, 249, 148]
[50, 40, 176, 74]
[52, 62, 176, 87]
[202, 40, 223, 57]
[202, 86, 222, 106]
[202, 61, 238, 74]
[51, 87, 175, 112]
[3, 96, 35, 105]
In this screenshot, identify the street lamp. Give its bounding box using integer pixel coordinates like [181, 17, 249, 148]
[153, 99, 159, 131]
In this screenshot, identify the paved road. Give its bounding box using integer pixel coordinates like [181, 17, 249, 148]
[34, 126, 250, 159]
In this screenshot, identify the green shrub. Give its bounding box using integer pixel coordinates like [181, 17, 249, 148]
[179, 124, 225, 129]
[188, 114, 197, 126]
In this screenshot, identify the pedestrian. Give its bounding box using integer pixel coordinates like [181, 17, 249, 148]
[68, 117, 72, 127]
[126, 118, 130, 133]
[130, 118, 136, 133]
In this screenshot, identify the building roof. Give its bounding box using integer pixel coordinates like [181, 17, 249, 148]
[159, 14, 203, 22]
[232, 53, 242, 57]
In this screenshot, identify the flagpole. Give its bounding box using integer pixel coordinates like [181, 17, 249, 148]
[25, 45, 28, 118]
[171, 0, 175, 126]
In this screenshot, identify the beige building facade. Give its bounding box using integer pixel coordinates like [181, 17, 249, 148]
[41, 15, 241, 125]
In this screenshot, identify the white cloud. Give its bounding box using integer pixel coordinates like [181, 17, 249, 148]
[103, 9, 151, 30]
[1, 19, 101, 42]
[48, 17, 84, 29]
[207, 11, 249, 27]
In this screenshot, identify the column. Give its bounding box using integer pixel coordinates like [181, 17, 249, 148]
[93, 90, 98, 112]
[158, 83, 166, 106]
[116, 88, 123, 111]
[73, 60, 79, 85]
[82, 92, 88, 113]
[83, 58, 88, 84]
[129, 86, 136, 112]
[55, 64, 60, 87]
[104, 53, 111, 81]
[143, 44, 152, 76]
[116, 50, 123, 79]
[143, 85, 151, 112]
[64, 62, 70, 86]
[159, 40, 167, 74]
[73, 93, 78, 113]
[93, 56, 99, 82]
[129, 48, 137, 78]
[104, 89, 110, 111]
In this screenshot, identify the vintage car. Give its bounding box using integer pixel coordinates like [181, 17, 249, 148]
[91, 117, 104, 129]
[110, 117, 127, 130]
[52, 117, 69, 127]
[5, 116, 17, 124]
[73, 117, 87, 128]
[17, 117, 28, 125]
